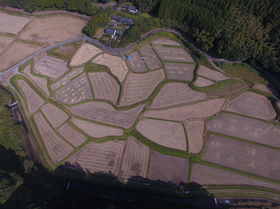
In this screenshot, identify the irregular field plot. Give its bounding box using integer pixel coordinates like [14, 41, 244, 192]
[198, 66, 228, 81]
[208, 82, 249, 97]
[253, 84, 280, 99]
[0, 36, 13, 54]
[139, 45, 162, 70]
[194, 77, 215, 87]
[150, 83, 207, 109]
[225, 92, 276, 120]
[70, 44, 101, 67]
[58, 123, 87, 147]
[184, 120, 204, 154]
[127, 51, 148, 72]
[65, 141, 125, 176]
[152, 39, 181, 46]
[154, 46, 194, 63]
[201, 135, 280, 181]
[70, 102, 146, 129]
[164, 63, 195, 81]
[149, 151, 188, 185]
[34, 112, 73, 162]
[0, 13, 30, 34]
[136, 119, 187, 151]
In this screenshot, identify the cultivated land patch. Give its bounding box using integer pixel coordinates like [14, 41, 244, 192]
[17, 80, 45, 115]
[34, 112, 73, 163]
[18, 15, 86, 44]
[225, 92, 276, 120]
[33, 55, 70, 79]
[194, 77, 215, 87]
[152, 39, 181, 46]
[207, 82, 249, 97]
[92, 54, 128, 82]
[136, 119, 187, 151]
[23, 65, 50, 96]
[150, 83, 207, 109]
[184, 120, 204, 154]
[143, 98, 226, 121]
[65, 140, 125, 176]
[202, 135, 280, 181]
[164, 63, 195, 81]
[50, 67, 84, 91]
[127, 51, 148, 72]
[207, 113, 280, 148]
[71, 118, 124, 138]
[88, 72, 120, 103]
[149, 151, 188, 185]
[191, 164, 280, 191]
[0, 13, 30, 34]
[69, 102, 146, 129]
[56, 73, 93, 105]
[197, 65, 228, 81]
[58, 123, 87, 147]
[120, 136, 150, 179]
[41, 103, 69, 129]
[70, 44, 102, 67]
[154, 46, 194, 63]
[139, 45, 162, 70]
[120, 69, 166, 106]
[0, 36, 14, 54]
[253, 84, 280, 99]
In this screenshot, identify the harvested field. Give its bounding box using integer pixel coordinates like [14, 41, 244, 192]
[120, 136, 150, 179]
[19, 16, 86, 44]
[22, 65, 50, 96]
[164, 63, 195, 81]
[65, 140, 125, 176]
[150, 83, 207, 109]
[198, 66, 228, 81]
[139, 45, 162, 70]
[70, 44, 101, 67]
[201, 135, 280, 181]
[191, 164, 280, 191]
[41, 103, 69, 129]
[194, 77, 215, 87]
[33, 112, 73, 162]
[56, 73, 93, 105]
[143, 98, 226, 121]
[120, 69, 165, 106]
[92, 54, 128, 82]
[152, 39, 181, 46]
[58, 123, 87, 147]
[253, 84, 280, 99]
[50, 67, 84, 91]
[136, 119, 187, 151]
[0, 36, 13, 54]
[71, 118, 124, 138]
[154, 46, 194, 63]
[184, 120, 204, 153]
[0, 13, 30, 34]
[225, 92, 276, 120]
[207, 113, 280, 148]
[17, 80, 45, 114]
[208, 82, 249, 97]
[89, 72, 120, 103]
[33, 55, 69, 79]
[127, 51, 148, 72]
[0, 42, 42, 72]
[149, 151, 188, 184]
[69, 102, 146, 129]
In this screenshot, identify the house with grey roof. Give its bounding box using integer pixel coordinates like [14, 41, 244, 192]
[111, 15, 132, 24]
[128, 6, 137, 14]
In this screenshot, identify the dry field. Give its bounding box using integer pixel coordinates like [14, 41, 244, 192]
[253, 84, 280, 99]
[143, 98, 226, 121]
[92, 54, 128, 82]
[136, 119, 187, 151]
[88, 72, 120, 103]
[154, 46, 194, 63]
[56, 73, 93, 104]
[50, 67, 84, 91]
[201, 135, 280, 181]
[197, 66, 228, 81]
[33, 55, 69, 79]
[225, 92, 276, 120]
[120, 136, 150, 179]
[19, 15, 86, 44]
[120, 69, 166, 106]
[70, 44, 102, 67]
[208, 82, 249, 97]
[0, 36, 13, 54]
[17, 80, 45, 114]
[0, 13, 30, 34]
[152, 39, 181, 46]
[150, 83, 207, 109]
[41, 103, 69, 129]
[127, 51, 148, 72]
[0, 42, 42, 72]
[71, 118, 124, 138]
[139, 45, 162, 70]
[194, 77, 215, 87]
[164, 63, 195, 81]
[33, 112, 73, 162]
[184, 120, 204, 154]
[207, 113, 280, 148]
[69, 102, 146, 129]
[149, 151, 188, 185]
[65, 140, 125, 176]
[23, 65, 50, 96]
[58, 123, 87, 147]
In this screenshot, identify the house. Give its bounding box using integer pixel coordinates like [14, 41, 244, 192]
[111, 15, 132, 24]
[104, 27, 116, 39]
[127, 6, 137, 14]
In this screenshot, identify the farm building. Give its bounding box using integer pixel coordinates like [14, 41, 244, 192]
[111, 15, 132, 24]
[128, 6, 138, 14]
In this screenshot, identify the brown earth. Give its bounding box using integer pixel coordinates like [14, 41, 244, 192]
[164, 63, 196, 81]
[207, 82, 249, 97]
[0, 13, 30, 34]
[184, 120, 204, 154]
[0, 35, 13, 54]
[58, 123, 87, 147]
[154, 46, 194, 63]
[194, 77, 215, 87]
[253, 84, 280, 100]
[127, 51, 148, 73]
[152, 39, 181, 46]
[197, 65, 228, 81]
[139, 45, 162, 70]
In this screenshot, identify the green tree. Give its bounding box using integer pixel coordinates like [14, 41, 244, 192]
[125, 27, 141, 42]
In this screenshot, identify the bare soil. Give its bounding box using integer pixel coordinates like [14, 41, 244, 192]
[184, 120, 204, 154]
[194, 77, 215, 87]
[139, 45, 162, 70]
[70, 44, 101, 67]
[152, 39, 181, 46]
[58, 123, 87, 147]
[0, 13, 30, 34]
[208, 82, 249, 97]
[154, 46, 194, 63]
[127, 51, 148, 72]
[253, 84, 280, 100]
[164, 63, 195, 81]
[0, 35, 13, 54]
[198, 65, 228, 81]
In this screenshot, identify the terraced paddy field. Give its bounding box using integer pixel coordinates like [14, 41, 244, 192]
[70, 44, 101, 67]
[58, 123, 87, 147]
[152, 39, 181, 46]
[164, 63, 195, 81]
[127, 51, 148, 72]
[184, 120, 204, 153]
[154, 46, 194, 63]
[139, 45, 162, 70]
[0, 13, 30, 34]
[194, 77, 215, 87]
[207, 82, 249, 97]
[198, 65, 228, 81]
[0, 36, 14, 54]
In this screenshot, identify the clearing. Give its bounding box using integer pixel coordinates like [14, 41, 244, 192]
[127, 51, 148, 73]
[58, 123, 87, 147]
[197, 66, 228, 81]
[194, 77, 215, 87]
[152, 39, 181, 46]
[0, 13, 30, 34]
[184, 120, 204, 154]
[207, 82, 249, 97]
[139, 45, 162, 70]
[164, 63, 196, 81]
[154, 46, 194, 63]
[0, 36, 14, 54]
